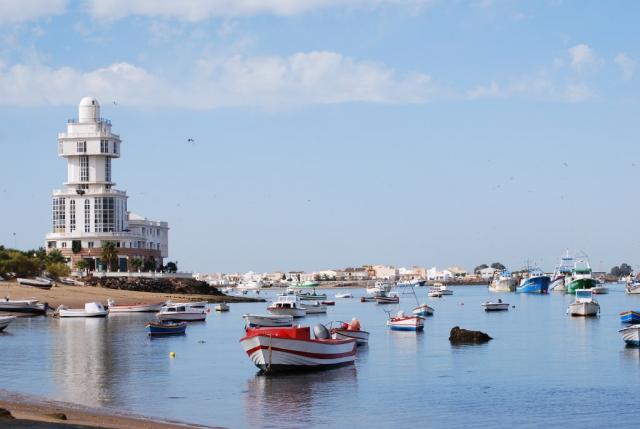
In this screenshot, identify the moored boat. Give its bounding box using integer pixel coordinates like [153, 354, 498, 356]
[267, 295, 306, 318]
[375, 291, 400, 304]
[619, 325, 640, 347]
[302, 301, 327, 314]
[387, 311, 424, 331]
[55, 302, 108, 318]
[550, 250, 573, 292]
[17, 277, 53, 290]
[214, 302, 230, 312]
[330, 319, 369, 345]
[296, 289, 328, 301]
[239, 325, 356, 373]
[412, 303, 434, 316]
[626, 282, 640, 295]
[566, 257, 597, 294]
[590, 285, 609, 294]
[489, 271, 517, 292]
[0, 298, 48, 315]
[567, 289, 600, 317]
[146, 321, 187, 336]
[360, 296, 376, 302]
[428, 289, 443, 298]
[157, 303, 208, 322]
[107, 298, 164, 313]
[620, 310, 640, 324]
[366, 281, 391, 295]
[0, 316, 16, 332]
[516, 269, 550, 294]
[335, 292, 353, 299]
[321, 301, 335, 306]
[243, 314, 294, 328]
[482, 300, 509, 311]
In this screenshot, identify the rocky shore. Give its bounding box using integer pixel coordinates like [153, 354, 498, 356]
[85, 276, 223, 296]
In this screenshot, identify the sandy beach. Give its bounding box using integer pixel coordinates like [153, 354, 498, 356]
[0, 390, 222, 428]
[0, 281, 263, 309]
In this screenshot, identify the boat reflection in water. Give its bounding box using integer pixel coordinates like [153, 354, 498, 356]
[244, 366, 357, 428]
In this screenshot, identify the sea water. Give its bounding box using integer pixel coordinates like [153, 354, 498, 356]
[2, 284, 640, 428]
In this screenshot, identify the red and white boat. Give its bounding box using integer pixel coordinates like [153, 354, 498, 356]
[330, 318, 370, 346]
[387, 311, 424, 331]
[107, 298, 164, 313]
[240, 325, 356, 373]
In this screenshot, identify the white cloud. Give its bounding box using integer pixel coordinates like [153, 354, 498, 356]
[568, 43, 596, 70]
[0, 0, 67, 24]
[614, 53, 635, 80]
[465, 76, 591, 103]
[85, 0, 429, 21]
[0, 52, 434, 108]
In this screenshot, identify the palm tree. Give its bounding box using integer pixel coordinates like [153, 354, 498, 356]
[100, 241, 118, 272]
[75, 259, 90, 276]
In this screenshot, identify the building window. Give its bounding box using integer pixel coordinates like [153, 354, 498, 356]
[47, 241, 56, 249]
[100, 139, 109, 153]
[52, 197, 66, 233]
[84, 199, 90, 232]
[69, 200, 76, 232]
[88, 241, 94, 248]
[114, 142, 119, 155]
[58, 142, 63, 154]
[61, 242, 67, 248]
[94, 197, 114, 232]
[105, 157, 111, 182]
[80, 155, 89, 182]
[77, 141, 86, 153]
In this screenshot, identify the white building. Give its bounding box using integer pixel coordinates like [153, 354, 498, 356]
[45, 97, 169, 271]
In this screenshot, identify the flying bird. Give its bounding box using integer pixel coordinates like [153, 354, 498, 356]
[187, 138, 195, 144]
[562, 162, 569, 167]
[113, 101, 118, 105]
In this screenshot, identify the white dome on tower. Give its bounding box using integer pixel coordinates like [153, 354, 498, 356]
[78, 96, 101, 123]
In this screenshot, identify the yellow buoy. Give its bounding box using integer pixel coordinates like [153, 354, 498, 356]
[169, 351, 176, 358]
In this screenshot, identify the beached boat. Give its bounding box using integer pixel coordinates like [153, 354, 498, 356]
[146, 321, 187, 336]
[335, 292, 353, 299]
[0, 298, 48, 315]
[567, 289, 600, 317]
[375, 291, 400, 304]
[482, 300, 509, 311]
[330, 319, 369, 345]
[107, 298, 164, 313]
[619, 325, 640, 347]
[590, 285, 609, 294]
[156, 303, 208, 322]
[620, 311, 640, 324]
[412, 303, 434, 317]
[17, 277, 53, 290]
[267, 295, 306, 318]
[55, 302, 108, 318]
[214, 302, 230, 312]
[239, 325, 357, 373]
[366, 281, 391, 295]
[0, 316, 16, 332]
[516, 269, 550, 294]
[302, 301, 327, 314]
[489, 270, 517, 292]
[550, 250, 573, 292]
[387, 311, 424, 331]
[243, 314, 294, 328]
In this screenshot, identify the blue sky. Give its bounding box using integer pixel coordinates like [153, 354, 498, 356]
[0, 0, 639, 273]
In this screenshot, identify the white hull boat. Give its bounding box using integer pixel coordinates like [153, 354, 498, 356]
[55, 302, 108, 318]
[626, 282, 640, 294]
[107, 298, 163, 313]
[331, 328, 370, 345]
[412, 303, 434, 316]
[590, 285, 609, 295]
[243, 314, 294, 328]
[489, 272, 517, 292]
[214, 302, 230, 312]
[267, 295, 306, 318]
[387, 312, 424, 331]
[335, 293, 353, 299]
[366, 282, 391, 295]
[550, 277, 567, 292]
[0, 316, 16, 332]
[17, 277, 53, 289]
[240, 326, 356, 372]
[302, 302, 327, 314]
[0, 298, 48, 314]
[157, 304, 208, 321]
[482, 301, 509, 311]
[619, 325, 640, 347]
[428, 289, 443, 298]
[567, 290, 600, 317]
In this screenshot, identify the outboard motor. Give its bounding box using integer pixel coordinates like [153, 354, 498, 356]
[313, 324, 331, 340]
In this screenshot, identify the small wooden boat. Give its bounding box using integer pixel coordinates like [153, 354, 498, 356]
[214, 302, 229, 312]
[17, 277, 53, 290]
[330, 319, 369, 345]
[619, 325, 640, 347]
[335, 292, 353, 299]
[620, 310, 640, 324]
[0, 316, 16, 332]
[297, 289, 327, 301]
[321, 301, 335, 306]
[0, 298, 47, 315]
[567, 289, 600, 317]
[55, 302, 108, 318]
[301, 301, 327, 314]
[267, 295, 306, 318]
[387, 311, 424, 331]
[243, 314, 294, 328]
[590, 285, 609, 294]
[412, 303, 434, 316]
[375, 292, 399, 304]
[360, 296, 376, 302]
[157, 303, 208, 322]
[240, 325, 356, 373]
[107, 298, 164, 313]
[146, 321, 187, 336]
[482, 300, 510, 312]
[428, 289, 443, 298]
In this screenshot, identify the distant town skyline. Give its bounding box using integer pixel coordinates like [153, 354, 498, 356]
[1, 1, 639, 273]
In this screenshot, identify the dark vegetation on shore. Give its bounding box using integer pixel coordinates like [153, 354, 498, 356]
[86, 276, 222, 295]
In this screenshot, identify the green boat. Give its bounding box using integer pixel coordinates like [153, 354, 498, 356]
[566, 263, 597, 294]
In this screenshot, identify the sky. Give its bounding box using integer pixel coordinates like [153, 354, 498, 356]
[0, 0, 639, 274]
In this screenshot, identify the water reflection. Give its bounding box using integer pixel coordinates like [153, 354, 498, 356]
[244, 366, 357, 429]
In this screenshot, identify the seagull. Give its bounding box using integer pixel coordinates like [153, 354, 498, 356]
[187, 138, 195, 144]
[113, 101, 118, 106]
[562, 162, 569, 167]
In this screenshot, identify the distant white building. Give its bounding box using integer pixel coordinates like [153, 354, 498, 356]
[427, 267, 454, 281]
[45, 97, 169, 271]
[478, 267, 497, 279]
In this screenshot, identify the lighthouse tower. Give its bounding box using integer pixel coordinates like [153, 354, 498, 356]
[45, 97, 169, 272]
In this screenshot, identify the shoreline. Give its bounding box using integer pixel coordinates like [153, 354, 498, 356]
[0, 390, 222, 429]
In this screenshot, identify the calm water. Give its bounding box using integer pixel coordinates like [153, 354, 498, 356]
[2, 284, 640, 428]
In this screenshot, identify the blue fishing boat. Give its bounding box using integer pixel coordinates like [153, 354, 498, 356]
[620, 311, 640, 324]
[146, 321, 187, 336]
[516, 269, 550, 294]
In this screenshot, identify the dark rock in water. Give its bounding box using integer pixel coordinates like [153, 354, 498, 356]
[46, 413, 67, 420]
[449, 326, 492, 344]
[0, 408, 14, 419]
[86, 277, 224, 296]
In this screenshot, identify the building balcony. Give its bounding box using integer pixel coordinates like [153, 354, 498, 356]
[53, 187, 126, 197]
[68, 118, 112, 125]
